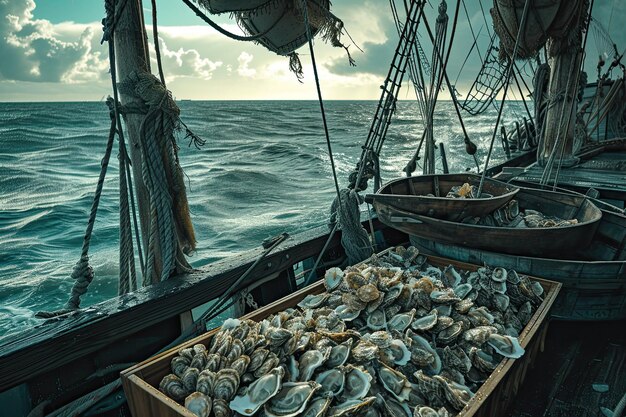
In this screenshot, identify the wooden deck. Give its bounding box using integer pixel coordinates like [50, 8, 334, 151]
[498, 146, 626, 203]
[507, 320, 626, 417]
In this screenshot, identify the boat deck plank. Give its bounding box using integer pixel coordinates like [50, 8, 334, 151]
[507, 321, 626, 417]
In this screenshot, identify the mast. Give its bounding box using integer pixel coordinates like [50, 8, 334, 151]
[537, 2, 589, 168]
[113, 0, 194, 283]
[113, 0, 156, 276]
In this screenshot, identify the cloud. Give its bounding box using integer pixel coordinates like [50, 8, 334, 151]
[152, 37, 223, 82]
[236, 52, 256, 77]
[0, 0, 107, 83]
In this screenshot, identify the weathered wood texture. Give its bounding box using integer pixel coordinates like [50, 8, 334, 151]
[375, 187, 603, 258]
[121, 254, 561, 417]
[365, 174, 519, 222]
[0, 220, 405, 395]
[508, 320, 626, 417]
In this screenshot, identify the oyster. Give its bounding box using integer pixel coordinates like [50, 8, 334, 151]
[468, 347, 500, 372]
[443, 265, 462, 288]
[380, 394, 412, 417]
[430, 289, 461, 304]
[434, 376, 474, 411]
[351, 340, 379, 362]
[491, 267, 507, 282]
[229, 367, 284, 416]
[182, 367, 200, 393]
[453, 283, 473, 299]
[190, 351, 207, 370]
[324, 267, 344, 291]
[366, 309, 387, 331]
[326, 339, 353, 368]
[196, 370, 215, 396]
[298, 348, 330, 381]
[342, 365, 372, 400]
[185, 392, 212, 417]
[301, 397, 332, 417]
[378, 362, 412, 401]
[266, 327, 294, 348]
[171, 355, 190, 378]
[357, 284, 381, 303]
[368, 331, 393, 349]
[213, 399, 232, 417]
[335, 305, 361, 321]
[315, 367, 346, 397]
[467, 307, 494, 327]
[298, 293, 330, 309]
[248, 348, 270, 373]
[230, 355, 250, 377]
[387, 308, 415, 332]
[213, 368, 240, 401]
[264, 381, 320, 417]
[487, 334, 525, 358]
[414, 406, 439, 417]
[385, 339, 411, 366]
[159, 374, 188, 401]
[255, 352, 280, 378]
[226, 339, 245, 363]
[463, 326, 497, 345]
[437, 321, 463, 345]
[411, 310, 438, 331]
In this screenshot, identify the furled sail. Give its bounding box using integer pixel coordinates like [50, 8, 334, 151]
[196, 0, 272, 14]
[491, 0, 585, 59]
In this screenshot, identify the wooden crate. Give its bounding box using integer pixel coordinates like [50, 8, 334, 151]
[121, 255, 561, 417]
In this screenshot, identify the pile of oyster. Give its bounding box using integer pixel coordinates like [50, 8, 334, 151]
[467, 199, 579, 228]
[159, 246, 544, 417]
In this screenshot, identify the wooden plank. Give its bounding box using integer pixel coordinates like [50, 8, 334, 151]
[121, 252, 561, 417]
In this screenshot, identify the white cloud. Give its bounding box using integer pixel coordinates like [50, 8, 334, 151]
[236, 52, 256, 77]
[152, 37, 223, 82]
[0, 0, 107, 83]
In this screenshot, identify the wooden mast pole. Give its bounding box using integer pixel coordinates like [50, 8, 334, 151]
[113, 0, 164, 281]
[538, 2, 588, 168]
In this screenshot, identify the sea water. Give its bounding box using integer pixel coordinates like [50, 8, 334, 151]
[0, 100, 528, 335]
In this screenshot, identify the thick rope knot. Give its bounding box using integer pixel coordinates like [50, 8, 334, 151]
[67, 256, 95, 309]
[330, 189, 373, 265]
[118, 70, 196, 283]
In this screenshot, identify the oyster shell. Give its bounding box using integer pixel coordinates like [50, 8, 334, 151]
[378, 362, 412, 401]
[411, 310, 438, 331]
[159, 374, 188, 401]
[185, 392, 212, 417]
[248, 348, 270, 373]
[182, 367, 200, 393]
[315, 367, 346, 397]
[453, 283, 473, 299]
[384, 339, 411, 366]
[414, 406, 439, 417]
[301, 397, 332, 417]
[437, 321, 463, 345]
[255, 352, 280, 378]
[487, 334, 525, 358]
[342, 365, 372, 400]
[357, 284, 381, 303]
[264, 381, 320, 417]
[298, 293, 330, 309]
[230, 355, 250, 377]
[368, 330, 393, 349]
[196, 370, 215, 396]
[171, 355, 190, 378]
[213, 368, 240, 401]
[387, 308, 415, 332]
[326, 339, 353, 368]
[366, 309, 387, 331]
[434, 376, 474, 411]
[298, 348, 330, 381]
[380, 394, 412, 417]
[335, 305, 361, 321]
[463, 325, 497, 345]
[213, 399, 232, 417]
[229, 367, 284, 416]
[324, 267, 344, 291]
[491, 267, 507, 282]
[190, 351, 207, 370]
[351, 340, 379, 362]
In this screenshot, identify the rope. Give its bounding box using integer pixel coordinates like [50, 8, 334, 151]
[151, 0, 166, 86]
[45, 379, 122, 417]
[180, 0, 279, 41]
[329, 189, 372, 264]
[477, 0, 532, 197]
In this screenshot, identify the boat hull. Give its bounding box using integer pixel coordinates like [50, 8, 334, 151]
[374, 187, 603, 258]
[365, 173, 519, 222]
[411, 237, 626, 321]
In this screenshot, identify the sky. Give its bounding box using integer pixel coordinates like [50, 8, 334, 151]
[0, 0, 624, 101]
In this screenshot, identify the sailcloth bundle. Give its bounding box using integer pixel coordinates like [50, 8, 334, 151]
[491, 0, 588, 59]
[194, 0, 352, 76]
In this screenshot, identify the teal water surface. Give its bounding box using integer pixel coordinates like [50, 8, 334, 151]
[0, 100, 528, 335]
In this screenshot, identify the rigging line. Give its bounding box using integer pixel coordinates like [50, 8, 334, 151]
[477, 0, 532, 197]
[180, 0, 282, 42]
[478, 0, 492, 37]
[419, 4, 479, 170]
[453, 25, 483, 88]
[301, 0, 342, 204]
[151, 0, 166, 86]
[511, 67, 533, 123]
[462, 0, 483, 62]
[108, 27, 146, 280]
